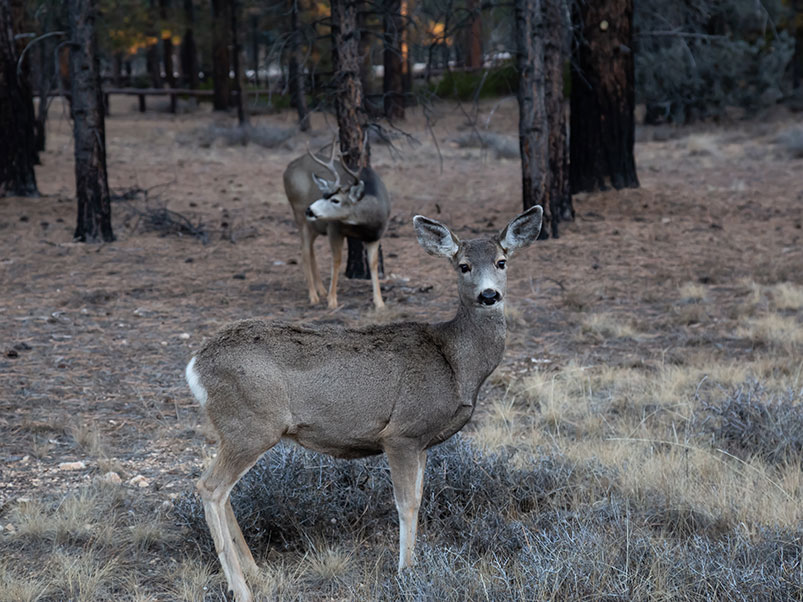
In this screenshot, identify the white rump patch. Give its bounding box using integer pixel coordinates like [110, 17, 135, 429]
[185, 356, 208, 406]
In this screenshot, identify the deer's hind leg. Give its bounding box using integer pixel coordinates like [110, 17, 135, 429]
[197, 437, 279, 602]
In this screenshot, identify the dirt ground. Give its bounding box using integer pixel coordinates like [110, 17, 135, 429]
[0, 96, 801, 523]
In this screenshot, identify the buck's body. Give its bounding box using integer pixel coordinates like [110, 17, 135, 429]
[191, 312, 503, 461]
[283, 147, 390, 309]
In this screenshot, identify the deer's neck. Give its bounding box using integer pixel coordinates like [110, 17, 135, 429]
[436, 303, 507, 407]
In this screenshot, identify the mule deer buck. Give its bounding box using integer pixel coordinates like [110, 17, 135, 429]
[185, 206, 542, 602]
[283, 140, 390, 310]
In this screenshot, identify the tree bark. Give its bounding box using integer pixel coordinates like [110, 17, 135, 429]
[382, 0, 404, 120]
[570, 0, 638, 192]
[544, 0, 572, 236]
[288, 0, 309, 130]
[180, 0, 198, 88]
[249, 13, 258, 87]
[0, 0, 38, 197]
[230, 0, 245, 124]
[514, 0, 550, 236]
[793, 0, 802, 90]
[160, 0, 175, 87]
[331, 0, 382, 280]
[69, 0, 113, 242]
[464, 0, 482, 69]
[211, 0, 231, 110]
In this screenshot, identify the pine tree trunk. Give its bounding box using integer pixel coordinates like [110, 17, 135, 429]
[211, 0, 231, 110]
[180, 0, 198, 88]
[382, 0, 404, 120]
[331, 0, 382, 280]
[163, 36, 175, 87]
[230, 0, 245, 124]
[465, 0, 482, 69]
[69, 0, 113, 242]
[0, 0, 38, 197]
[793, 0, 802, 90]
[570, 0, 638, 192]
[288, 0, 309, 130]
[34, 38, 49, 153]
[515, 0, 550, 237]
[146, 0, 162, 89]
[544, 0, 572, 236]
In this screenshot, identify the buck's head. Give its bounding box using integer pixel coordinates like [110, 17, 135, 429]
[304, 141, 366, 223]
[413, 206, 542, 309]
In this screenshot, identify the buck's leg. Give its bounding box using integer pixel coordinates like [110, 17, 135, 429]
[327, 231, 344, 309]
[300, 225, 324, 304]
[197, 445, 266, 602]
[308, 229, 327, 298]
[365, 240, 385, 310]
[385, 443, 427, 571]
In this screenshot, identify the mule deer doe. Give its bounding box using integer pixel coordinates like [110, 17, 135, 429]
[283, 140, 390, 309]
[185, 206, 543, 602]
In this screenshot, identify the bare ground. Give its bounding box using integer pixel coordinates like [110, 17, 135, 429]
[0, 97, 801, 599]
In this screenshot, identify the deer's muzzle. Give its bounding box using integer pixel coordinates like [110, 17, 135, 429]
[478, 289, 502, 305]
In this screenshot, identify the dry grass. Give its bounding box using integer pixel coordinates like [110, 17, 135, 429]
[737, 314, 803, 350]
[579, 313, 639, 340]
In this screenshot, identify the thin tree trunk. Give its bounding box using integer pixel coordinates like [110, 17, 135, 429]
[465, 0, 482, 68]
[383, 0, 404, 120]
[230, 0, 245, 124]
[160, 0, 175, 88]
[332, 0, 382, 280]
[146, 0, 162, 88]
[180, 0, 198, 88]
[211, 0, 231, 110]
[0, 0, 38, 197]
[34, 37, 49, 153]
[570, 0, 638, 192]
[249, 12, 258, 87]
[544, 0, 572, 236]
[793, 0, 802, 90]
[514, 0, 550, 236]
[69, 0, 113, 242]
[288, 0, 309, 130]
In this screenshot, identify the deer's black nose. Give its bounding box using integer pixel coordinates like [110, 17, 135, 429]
[478, 289, 501, 305]
[305, 207, 316, 219]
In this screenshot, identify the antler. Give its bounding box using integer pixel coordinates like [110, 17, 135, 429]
[306, 135, 342, 191]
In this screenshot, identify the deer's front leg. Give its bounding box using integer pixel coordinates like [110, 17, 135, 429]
[385, 442, 427, 571]
[327, 230, 344, 309]
[366, 240, 385, 310]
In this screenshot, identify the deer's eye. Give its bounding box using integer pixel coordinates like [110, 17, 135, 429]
[496, 260, 506, 270]
[331, 198, 340, 204]
[459, 263, 471, 273]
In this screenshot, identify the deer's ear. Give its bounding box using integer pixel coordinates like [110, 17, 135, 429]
[312, 173, 333, 194]
[413, 215, 460, 258]
[348, 180, 365, 202]
[498, 205, 542, 254]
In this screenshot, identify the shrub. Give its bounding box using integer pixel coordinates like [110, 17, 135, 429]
[696, 381, 803, 464]
[432, 62, 518, 101]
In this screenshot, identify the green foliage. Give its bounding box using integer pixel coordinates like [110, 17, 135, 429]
[431, 62, 519, 101]
[634, 0, 796, 122]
